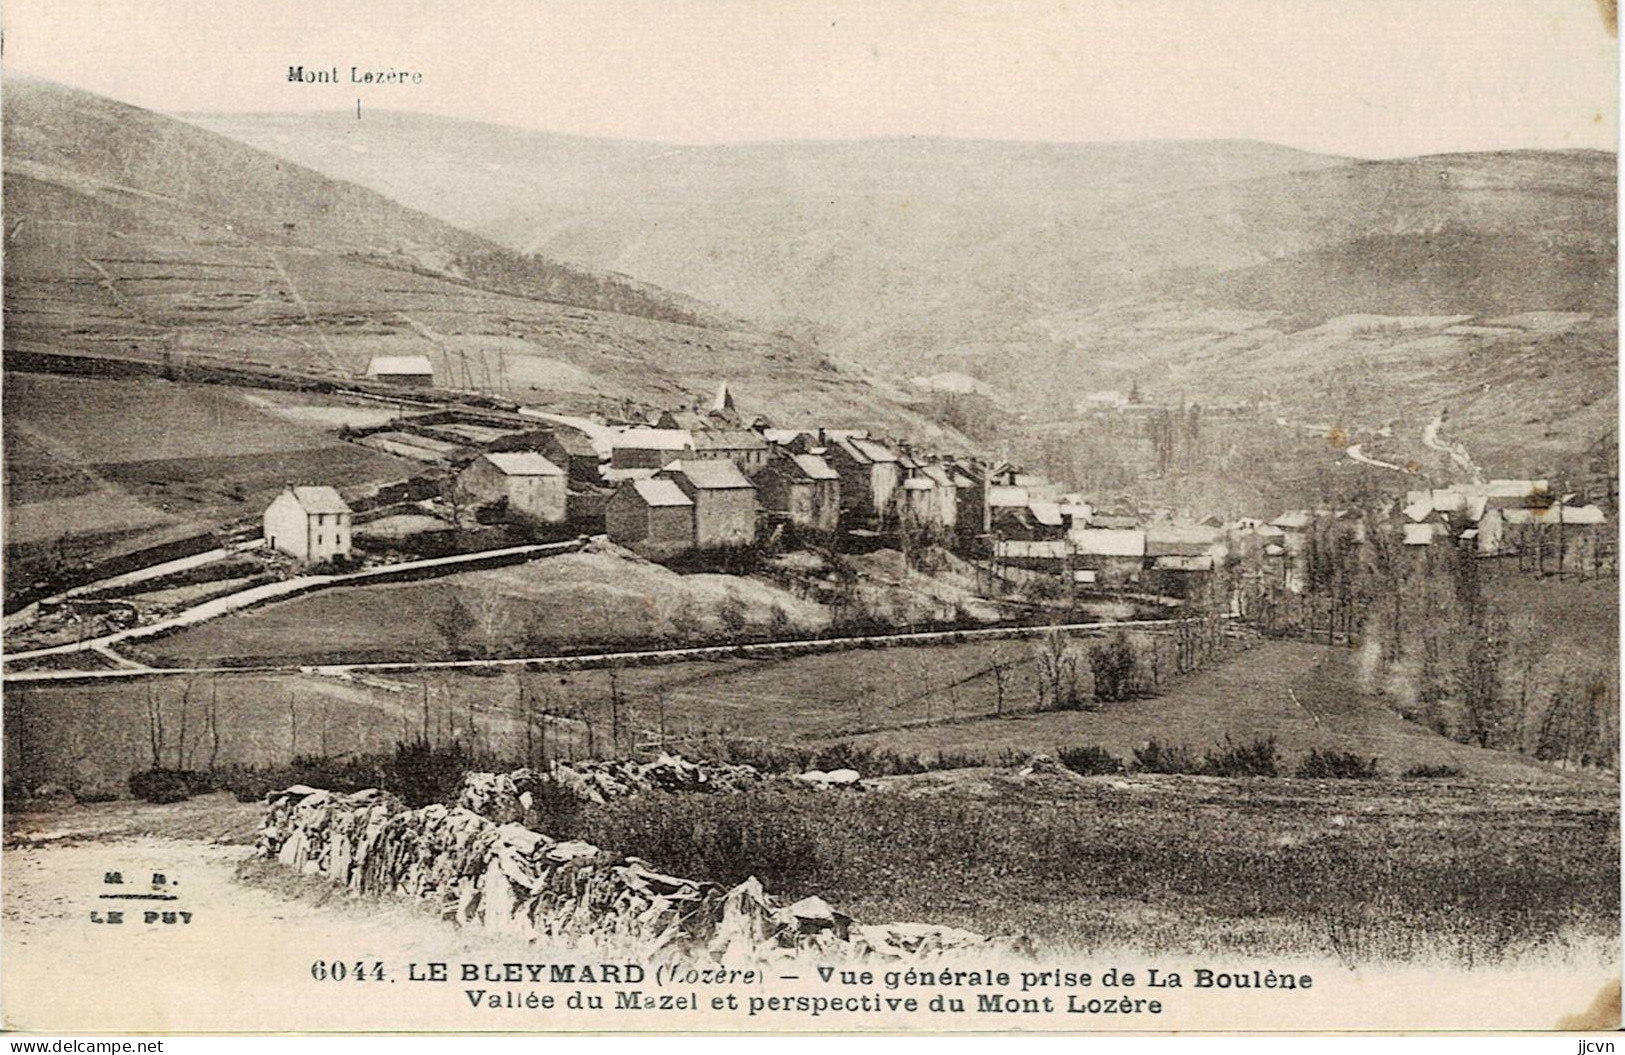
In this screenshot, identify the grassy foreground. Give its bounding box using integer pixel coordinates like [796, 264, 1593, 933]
[547, 768, 1619, 965]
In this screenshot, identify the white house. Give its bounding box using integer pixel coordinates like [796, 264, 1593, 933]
[264, 486, 353, 562]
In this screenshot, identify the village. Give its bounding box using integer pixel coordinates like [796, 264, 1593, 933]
[266, 361, 1621, 621]
[7, 345, 1616, 672]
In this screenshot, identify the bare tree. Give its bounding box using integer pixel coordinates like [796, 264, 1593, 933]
[1035, 628, 1082, 711]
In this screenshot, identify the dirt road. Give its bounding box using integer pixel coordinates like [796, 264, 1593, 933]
[2, 797, 554, 1032]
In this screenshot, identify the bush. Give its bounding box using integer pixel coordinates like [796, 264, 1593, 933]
[1132, 739, 1202, 775]
[1203, 736, 1281, 777]
[128, 768, 210, 804]
[572, 793, 819, 891]
[716, 592, 750, 640]
[1089, 632, 1139, 703]
[382, 737, 479, 807]
[1402, 763, 1463, 779]
[521, 775, 585, 835]
[217, 739, 489, 807]
[1296, 748, 1380, 780]
[1057, 745, 1125, 776]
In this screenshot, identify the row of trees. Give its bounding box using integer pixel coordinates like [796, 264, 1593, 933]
[1276, 496, 1619, 771]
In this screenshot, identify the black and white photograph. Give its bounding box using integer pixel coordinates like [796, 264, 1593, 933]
[0, 0, 1619, 1035]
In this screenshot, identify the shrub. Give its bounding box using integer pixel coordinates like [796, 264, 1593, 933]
[1058, 745, 1124, 776]
[573, 793, 819, 891]
[1402, 763, 1463, 779]
[1132, 739, 1202, 774]
[1296, 748, 1380, 780]
[1203, 735, 1281, 778]
[716, 592, 750, 639]
[382, 737, 479, 807]
[128, 768, 208, 804]
[521, 775, 585, 834]
[1089, 632, 1139, 703]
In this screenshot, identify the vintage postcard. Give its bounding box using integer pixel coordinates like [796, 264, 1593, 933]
[1, 0, 1619, 1035]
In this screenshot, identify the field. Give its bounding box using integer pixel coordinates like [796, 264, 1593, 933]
[844, 640, 1563, 782]
[139, 551, 834, 666]
[5, 638, 1581, 791]
[560, 767, 1619, 964]
[2, 373, 415, 561]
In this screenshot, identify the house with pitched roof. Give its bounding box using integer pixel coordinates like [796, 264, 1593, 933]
[823, 435, 902, 524]
[535, 427, 602, 485]
[1067, 528, 1147, 587]
[458, 451, 568, 523]
[756, 448, 840, 533]
[364, 355, 434, 387]
[610, 428, 695, 470]
[264, 486, 353, 562]
[606, 478, 695, 558]
[659, 459, 758, 547]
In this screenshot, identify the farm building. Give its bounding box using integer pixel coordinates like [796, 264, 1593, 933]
[605, 478, 694, 558]
[263, 486, 353, 563]
[1145, 525, 1229, 597]
[689, 427, 771, 473]
[993, 539, 1069, 575]
[1500, 503, 1609, 572]
[915, 463, 963, 533]
[1068, 528, 1147, 587]
[756, 449, 840, 533]
[535, 428, 603, 485]
[900, 477, 944, 535]
[611, 428, 695, 470]
[458, 452, 568, 524]
[659, 459, 758, 548]
[1145, 525, 1228, 571]
[364, 355, 434, 387]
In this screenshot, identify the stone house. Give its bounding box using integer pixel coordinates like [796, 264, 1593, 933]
[458, 452, 568, 523]
[756, 449, 840, 534]
[605, 478, 694, 558]
[659, 459, 758, 548]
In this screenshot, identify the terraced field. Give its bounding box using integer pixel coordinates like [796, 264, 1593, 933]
[2, 373, 416, 558]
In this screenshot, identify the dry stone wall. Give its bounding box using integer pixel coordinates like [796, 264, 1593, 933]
[457, 755, 861, 817]
[258, 778, 1006, 964]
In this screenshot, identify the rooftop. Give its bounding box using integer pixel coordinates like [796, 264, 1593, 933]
[790, 453, 839, 481]
[364, 355, 433, 376]
[616, 428, 694, 451]
[663, 459, 755, 490]
[628, 478, 693, 508]
[482, 452, 564, 477]
[286, 485, 351, 515]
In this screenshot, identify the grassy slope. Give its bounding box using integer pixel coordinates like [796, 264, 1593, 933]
[12, 633, 1585, 789]
[2, 78, 976, 565]
[2, 375, 416, 556]
[139, 551, 832, 665]
[561, 770, 1617, 962]
[848, 640, 1565, 782]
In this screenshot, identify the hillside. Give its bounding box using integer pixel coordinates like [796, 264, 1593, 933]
[2, 78, 968, 439]
[2, 79, 978, 578]
[184, 109, 1617, 475]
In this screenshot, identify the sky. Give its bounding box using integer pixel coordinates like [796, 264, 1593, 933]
[3, 0, 1618, 157]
